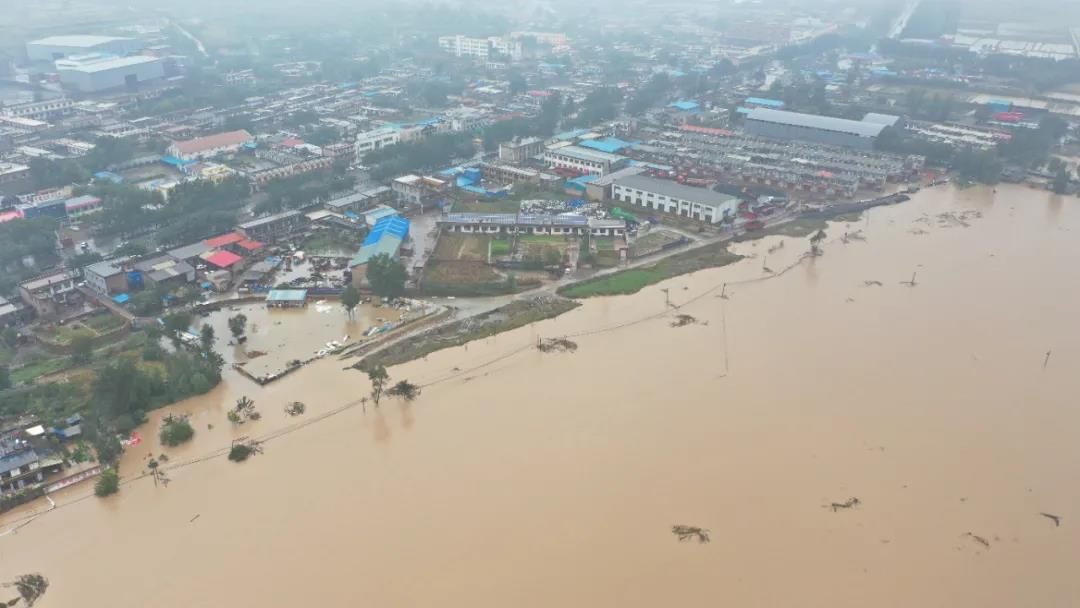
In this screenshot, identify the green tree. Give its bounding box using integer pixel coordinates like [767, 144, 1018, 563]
[227, 313, 247, 340]
[366, 254, 407, 299]
[199, 324, 215, 354]
[163, 312, 193, 348]
[159, 414, 195, 447]
[2, 327, 17, 349]
[94, 469, 120, 497]
[341, 285, 361, 318]
[70, 331, 95, 364]
[0, 365, 10, 390]
[508, 71, 527, 95]
[367, 365, 389, 407]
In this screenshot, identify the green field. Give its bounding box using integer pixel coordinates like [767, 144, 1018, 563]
[559, 242, 742, 298]
[10, 356, 72, 385]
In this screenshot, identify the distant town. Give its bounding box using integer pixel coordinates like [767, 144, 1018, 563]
[2, 0, 1079, 517]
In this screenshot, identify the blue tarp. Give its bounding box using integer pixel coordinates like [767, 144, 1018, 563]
[94, 171, 123, 183]
[112, 293, 129, 304]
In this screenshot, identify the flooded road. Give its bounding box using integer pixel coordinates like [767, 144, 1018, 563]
[3, 184, 1080, 607]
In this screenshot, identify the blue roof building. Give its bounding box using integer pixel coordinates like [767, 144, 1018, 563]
[364, 216, 410, 246]
[579, 137, 633, 154]
[744, 97, 785, 109]
[669, 101, 700, 111]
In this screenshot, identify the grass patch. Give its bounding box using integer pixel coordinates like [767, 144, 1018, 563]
[356, 297, 579, 370]
[11, 356, 73, 385]
[83, 313, 125, 333]
[559, 242, 742, 299]
[301, 229, 360, 255]
[490, 238, 512, 256]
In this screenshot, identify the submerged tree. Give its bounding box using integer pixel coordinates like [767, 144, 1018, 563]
[341, 285, 361, 319]
[227, 313, 248, 340]
[809, 229, 827, 256]
[367, 365, 389, 407]
[387, 379, 421, 402]
[3, 573, 49, 606]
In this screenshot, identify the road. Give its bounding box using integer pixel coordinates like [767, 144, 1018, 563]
[171, 20, 209, 59]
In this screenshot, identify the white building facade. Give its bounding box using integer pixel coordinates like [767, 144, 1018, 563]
[354, 127, 400, 162]
[611, 175, 739, 224]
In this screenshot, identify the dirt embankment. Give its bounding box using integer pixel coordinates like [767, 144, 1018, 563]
[354, 296, 580, 370]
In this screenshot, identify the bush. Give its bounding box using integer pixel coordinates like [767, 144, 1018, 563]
[159, 415, 194, 447]
[94, 469, 119, 497]
[228, 444, 252, 462]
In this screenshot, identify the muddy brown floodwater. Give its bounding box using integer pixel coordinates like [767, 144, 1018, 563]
[3, 184, 1080, 607]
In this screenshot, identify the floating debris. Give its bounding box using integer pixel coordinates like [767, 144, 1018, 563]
[670, 314, 698, 327]
[245, 350, 267, 360]
[909, 228, 929, 235]
[842, 230, 866, 243]
[863, 280, 883, 287]
[672, 525, 710, 543]
[537, 338, 578, 353]
[284, 402, 306, 416]
[829, 497, 861, 512]
[963, 532, 990, 549]
[767, 240, 786, 254]
[1040, 512, 1062, 527]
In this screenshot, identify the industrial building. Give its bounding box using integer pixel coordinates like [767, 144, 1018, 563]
[743, 108, 891, 150]
[83, 260, 128, 295]
[354, 127, 400, 160]
[168, 130, 254, 161]
[238, 210, 305, 241]
[437, 35, 522, 60]
[27, 35, 142, 62]
[18, 270, 83, 319]
[438, 213, 627, 237]
[544, 145, 628, 176]
[0, 162, 30, 196]
[55, 54, 164, 93]
[611, 175, 740, 224]
[349, 215, 410, 287]
[498, 137, 545, 163]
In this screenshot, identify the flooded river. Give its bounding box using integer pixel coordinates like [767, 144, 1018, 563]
[3, 184, 1079, 607]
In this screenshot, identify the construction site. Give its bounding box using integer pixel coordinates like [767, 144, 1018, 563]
[631, 126, 924, 199]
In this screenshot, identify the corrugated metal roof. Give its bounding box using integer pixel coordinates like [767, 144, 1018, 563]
[441, 213, 589, 227]
[546, 145, 625, 164]
[746, 108, 886, 138]
[266, 289, 308, 302]
[611, 175, 740, 209]
[350, 235, 404, 267]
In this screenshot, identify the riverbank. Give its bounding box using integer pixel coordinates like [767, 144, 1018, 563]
[353, 296, 579, 371]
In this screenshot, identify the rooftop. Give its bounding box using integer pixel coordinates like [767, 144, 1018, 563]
[745, 108, 887, 138]
[442, 213, 589, 227]
[266, 289, 308, 303]
[167, 241, 213, 261]
[172, 130, 253, 156]
[203, 250, 244, 269]
[239, 209, 301, 230]
[20, 270, 79, 292]
[204, 232, 244, 248]
[350, 234, 404, 267]
[547, 145, 626, 164]
[612, 174, 741, 209]
[85, 259, 124, 277]
[55, 54, 160, 74]
[29, 35, 134, 48]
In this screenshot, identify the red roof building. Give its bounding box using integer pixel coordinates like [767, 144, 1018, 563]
[204, 232, 245, 248]
[168, 130, 254, 161]
[236, 239, 264, 252]
[203, 250, 244, 269]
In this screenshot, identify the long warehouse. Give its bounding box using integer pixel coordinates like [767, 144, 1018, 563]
[744, 108, 892, 150]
